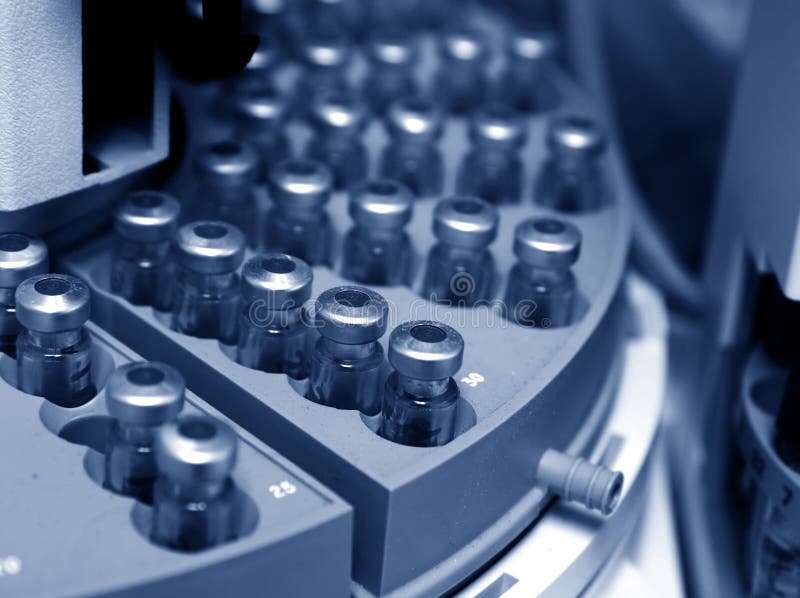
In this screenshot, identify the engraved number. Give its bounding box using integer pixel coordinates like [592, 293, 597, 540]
[460, 372, 485, 387]
[269, 481, 297, 499]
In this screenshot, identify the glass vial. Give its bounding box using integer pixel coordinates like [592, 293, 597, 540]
[192, 140, 260, 247]
[236, 253, 313, 378]
[172, 221, 246, 345]
[264, 158, 333, 265]
[341, 179, 414, 286]
[504, 217, 581, 328]
[0, 233, 48, 357]
[381, 320, 464, 447]
[105, 361, 185, 503]
[422, 196, 499, 306]
[499, 27, 558, 113]
[310, 286, 388, 415]
[380, 96, 445, 197]
[111, 191, 180, 311]
[232, 84, 291, 182]
[363, 30, 419, 116]
[16, 274, 94, 407]
[456, 105, 527, 204]
[151, 415, 239, 551]
[306, 90, 369, 190]
[435, 27, 489, 114]
[535, 113, 608, 212]
[216, 39, 281, 121]
[295, 33, 352, 120]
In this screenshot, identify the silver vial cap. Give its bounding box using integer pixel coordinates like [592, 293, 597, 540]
[310, 90, 368, 135]
[155, 415, 238, 487]
[385, 96, 444, 141]
[433, 196, 499, 249]
[507, 27, 558, 63]
[194, 140, 260, 188]
[368, 30, 418, 66]
[0, 233, 48, 288]
[389, 320, 464, 380]
[440, 27, 489, 64]
[114, 191, 181, 244]
[243, 38, 279, 76]
[514, 217, 581, 271]
[268, 158, 333, 215]
[469, 105, 527, 150]
[547, 114, 607, 158]
[15, 274, 91, 333]
[106, 362, 185, 427]
[175, 221, 246, 275]
[241, 253, 313, 307]
[349, 179, 413, 229]
[315, 286, 388, 344]
[301, 34, 351, 69]
[233, 85, 289, 130]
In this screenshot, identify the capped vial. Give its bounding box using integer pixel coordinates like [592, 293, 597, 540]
[192, 140, 260, 246]
[151, 415, 239, 551]
[236, 253, 313, 379]
[380, 96, 445, 197]
[310, 286, 388, 415]
[436, 27, 490, 114]
[306, 90, 369, 190]
[172, 221, 246, 345]
[112, 191, 180, 312]
[363, 30, 420, 115]
[422, 196, 499, 306]
[105, 362, 185, 502]
[0, 233, 48, 357]
[295, 33, 352, 119]
[505, 217, 581, 328]
[341, 179, 414, 286]
[232, 85, 291, 181]
[456, 105, 528, 204]
[264, 158, 333, 265]
[381, 321, 464, 447]
[307, 0, 365, 39]
[16, 274, 94, 407]
[500, 27, 558, 112]
[535, 113, 608, 212]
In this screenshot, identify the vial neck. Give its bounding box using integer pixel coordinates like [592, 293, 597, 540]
[115, 420, 156, 445]
[440, 243, 486, 260]
[358, 226, 404, 242]
[519, 264, 569, 283]
[0, 287, 15, 306]
[399, 373, 449, 399]
[211, 186, 252, 204]
[246, 303, 303, 327]
[27, 328, 83, 350]
[320, 337, 376, 359]
[115, 236, 171, 258]
[179, 267, 239, 291]
[162, 476, 229, 502]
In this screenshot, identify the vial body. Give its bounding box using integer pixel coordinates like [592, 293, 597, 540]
[456, 150, 523, 205]
[380, 143, 444, 197]
[310, 338, 385, 415]
[263, 208, 332, 265]
[192, 188, 259, 248]
[150, 477, 238, 551]
[306, 135, 368, 190]
[380, 372, 460, 447]
[364, 68, 417, 115]
[341, 227, 412, 286]
[236, 308, 309, 379]
[105, 422, 158, 502]
[0, 288, 18, 357]
[423, 244, 494, 306]
[504, 264, 576, 328]
[535, 157, 605, 212]
[172, 269, 240, 345]
[16, 328, 95, 407]
[248, 131, 291, 181]
[111, 237, 175, 311]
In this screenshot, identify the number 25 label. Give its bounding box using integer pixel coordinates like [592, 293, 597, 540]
[269, 481, 297, 499]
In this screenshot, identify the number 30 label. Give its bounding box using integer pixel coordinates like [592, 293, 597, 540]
[460, 372, 485, 387]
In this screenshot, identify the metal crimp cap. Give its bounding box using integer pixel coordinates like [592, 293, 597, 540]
[0, 233, 48, 288]
[547, 113, 607, 157]
[241, 253, 313, 307]
[440, 26, 489, 63]
[368, 30, 418, 66]
[233, 85, 289, 130]
[106, 361, 185, 427]
[311, 90, 368, 134]
[433, 196, 499, 249]
[315, 285, 389, 344]
[470, 104, 527, 150]
[507, 27, 558, 62]
[514, 217, 581, 271]
[302, 34, 352, 69]
[194, 140, 260, 188]
[114, 191, 181, 244]
[176, 221, 246, 275]
[385, 96, 444, 141]
[349, 179, 414, 229]
[389, 320, 464, 380]
[268, 158, 333, 213]
[15, 274, 91, 333]
[155, 415, 238, 486]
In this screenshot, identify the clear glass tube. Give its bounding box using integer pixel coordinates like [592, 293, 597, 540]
[172, 268, 240, 345]
[111, 237, 175, 311]
[504, 264, 576, 328]
[422, 244, 494, 306]
[341, 227, 412, 286]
